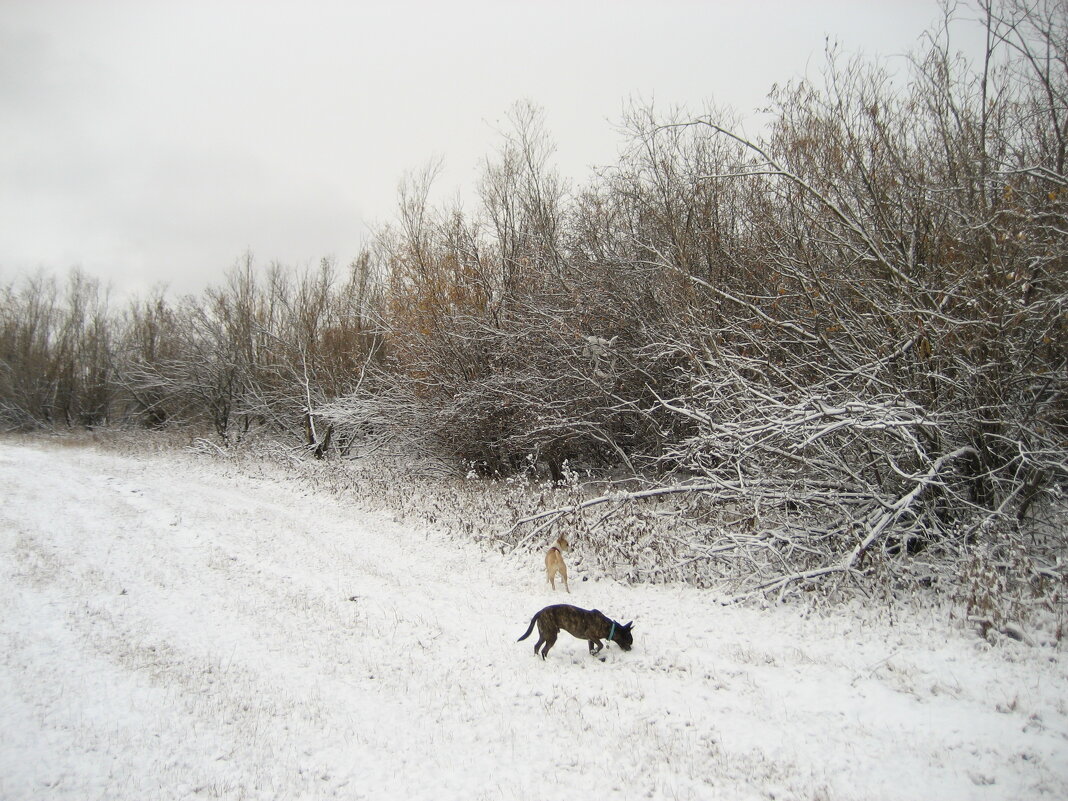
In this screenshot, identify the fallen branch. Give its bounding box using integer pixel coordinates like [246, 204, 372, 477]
[721, 446, 976, 603]
[506, 482, 735, 551]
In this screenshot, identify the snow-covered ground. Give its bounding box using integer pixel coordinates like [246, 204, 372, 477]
[1, 439, 1065, 800]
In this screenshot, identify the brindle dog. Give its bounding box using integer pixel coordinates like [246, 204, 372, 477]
[517, 604, 634, 659]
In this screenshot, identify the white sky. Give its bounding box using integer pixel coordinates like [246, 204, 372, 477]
[1, 0, 971, 298]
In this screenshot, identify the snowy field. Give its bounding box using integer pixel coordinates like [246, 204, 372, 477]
[1, 438, 1066, 800]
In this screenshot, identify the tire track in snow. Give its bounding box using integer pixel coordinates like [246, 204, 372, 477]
[0, 446, 509, 798]
[0, 448, 381, 798]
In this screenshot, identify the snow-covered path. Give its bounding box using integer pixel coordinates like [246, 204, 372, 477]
[1, 439, 1065, 800]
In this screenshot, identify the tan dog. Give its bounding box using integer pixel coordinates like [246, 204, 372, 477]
[545, 535, 570, 592]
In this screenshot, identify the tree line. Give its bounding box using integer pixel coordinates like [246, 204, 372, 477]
[2, 1, 1065, 593]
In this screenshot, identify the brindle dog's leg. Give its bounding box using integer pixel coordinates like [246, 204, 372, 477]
[537, 622, 558, 659]
[588, 639, 604, 656]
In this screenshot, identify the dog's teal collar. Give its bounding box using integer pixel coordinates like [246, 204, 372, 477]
[608, 622, 616, 641]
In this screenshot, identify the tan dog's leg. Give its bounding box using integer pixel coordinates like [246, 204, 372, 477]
[545, 550, 558, 590]
[545, 548, 570, 592]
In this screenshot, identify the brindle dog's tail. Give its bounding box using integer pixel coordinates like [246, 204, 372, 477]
[516, 612, 539, 642]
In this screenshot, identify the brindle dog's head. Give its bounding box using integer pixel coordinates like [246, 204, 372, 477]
[613, 621, 635, 651]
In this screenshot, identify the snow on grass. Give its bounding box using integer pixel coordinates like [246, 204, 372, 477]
[1, 438, 1065, 800]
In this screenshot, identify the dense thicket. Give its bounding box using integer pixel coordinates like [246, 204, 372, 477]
[2, 1, 1065, 599]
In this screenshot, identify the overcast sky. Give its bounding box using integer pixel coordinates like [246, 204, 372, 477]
[1, 0, 972, 298]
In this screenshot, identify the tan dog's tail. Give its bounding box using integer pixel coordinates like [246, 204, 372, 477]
[516, 612, 539, 642]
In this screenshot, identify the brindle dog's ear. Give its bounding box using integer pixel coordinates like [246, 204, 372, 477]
[625, 621, 634, 630]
